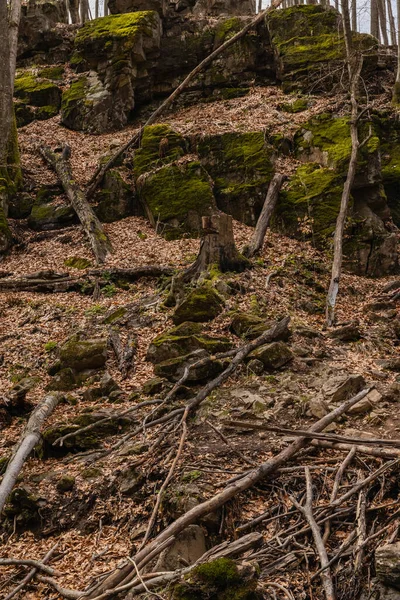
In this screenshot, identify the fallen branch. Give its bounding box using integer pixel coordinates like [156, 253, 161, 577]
[85, 0, 284, 197]
[36, 575, 82, 599]
[4, 543, 59, 600]
[310, 439, 400, 459]
[323, 447, 355, 544]
[0, 393, 62, 514]
[243, 173, 285, 258]
[84, 387, 371, 598]
[290, 467, 335, 600]
[0, 559, 60, 576]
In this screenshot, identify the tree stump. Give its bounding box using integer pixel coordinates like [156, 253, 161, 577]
[184, 212, 250, 281]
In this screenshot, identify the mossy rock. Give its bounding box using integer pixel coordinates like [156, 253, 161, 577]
[230, 312, 290, 341]
[249, 341, 293, 370]
[38, 66, 65, 81]
[56, 475, 75, 492]
[28, 188, 76, 230]
[278, 97, 308, 113]
[46, 368, 77, 391]
[64, 256, 92, 270]
[154, 350, 225, 382]
[142, 376, 167, 395]
[171, 558, 260, 600]
[103, 306, 127, 324]
[173, 287, 225, 325]
[95, 169, 134, 222]
[59, 334, 107, 372]
[197, 132, 274, 226]
[134, 124, 187, 177]
[14, 71, 62, 108]
[137, 161, 216, 238]
[147, 322, 232, 363]
[267, 5, 377, 92]
[4, 486, 44, 524]
[8, 192, 35, 219]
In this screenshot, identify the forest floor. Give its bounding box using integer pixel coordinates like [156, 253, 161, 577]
[1, 88, 400, 600]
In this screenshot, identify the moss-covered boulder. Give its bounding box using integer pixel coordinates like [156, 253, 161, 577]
[147, 322, 232, 363]
[62, 12, 161, 133]
[267, 5, 377, 93]
[171, 558, 261, 600]
[230, 312, 290, 341]
[197, 132, 274, 226]
[28, 187, 76, 230]
[134, 124, 187, 177]
[154, 349, 225, 381]
[46, 368, 77, 391]
[173, 287, 225, 325]
[14, 70, 62, 127]
[59, 334, 107, 372]
[249, 341, 293, 370]
[95, 169, 134, 222]
[4, 486, 45, 526]
[137, 161, 216, 238]
[56, 475, 75, 492]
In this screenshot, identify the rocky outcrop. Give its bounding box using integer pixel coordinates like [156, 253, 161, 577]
[62, 11, 162, 133]
[14, 68, 62, 127]
[376, 543, 400, 590]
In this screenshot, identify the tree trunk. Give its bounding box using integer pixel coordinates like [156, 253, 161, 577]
[80, 0, 89, 22]
[243, 173, 284, 258]
[95, 0, 99, 18]
[351, 0, 357, 31]
[68, 0, 80, 23]
[393, 0, 400, 102]
[326, 0, 362, 326]
[377, 0, 389, 45]
[183, 213, 250, 281]
[0, 394, 61, 514]
[371, 0, 380, 39]
[40, 145, 112, 264]
[85, 0, 285, 198]
[104, 0, 109, 15]
[387, 0, 396, 45]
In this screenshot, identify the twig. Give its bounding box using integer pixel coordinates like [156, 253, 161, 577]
[36, 575, 82, 599]
[354, 470, 367, 573]
[4, 543, 59, 600]
[289, 467, 335, 600]
[263, 581, 295, 600]
[0, 559, 60, 576]
[323, 447, 356, 543]
[310, 530, 357, 582]
[127, 559, 165, 600]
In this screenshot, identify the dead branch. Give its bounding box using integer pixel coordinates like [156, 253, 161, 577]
[323, 447, 355, 543]
[4, 543, 59, 600]
[243, 173, 285, 258]
[354, 470, 367, 573]
[36, 575, 82, 599]
[85, 0, 285, 197]
[289, 467, 335, 600]
[0, 393, 62, 514]
[0, 559, 60, 576]
[84, 386, 372, 598]
[310, 439, 400, 459]
[310, 530, 357, 582]
[40, 145, 112, 265]
[206, 420, 256, 467]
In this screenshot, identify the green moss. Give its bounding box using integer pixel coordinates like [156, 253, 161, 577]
[279, 97, 308, 113]
[61, 77, 88, 121]
[44, 341, 58, 352]
[276, 163, 343, 244]
[75, 11, 158, 45]
[220, 87, 250, 100]
[134, 124, 186, 177]
[138, 161, 215, 230]
[215, 17, 242, 42]
[38, 66, 65, 80]
[103, 306, 127, 323]
[172, 286, 225, 325]
[14, 72, 61, 108]
[64, 256, 92, 270]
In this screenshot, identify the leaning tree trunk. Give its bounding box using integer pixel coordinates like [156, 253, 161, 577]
[393, 0, 400, 103]
[40, 145, 112, 264]
[326, 0, 362, 326]
[184, 213, 250, 281]
[0, 394, 61, 514]
[243, 173, 284, 258]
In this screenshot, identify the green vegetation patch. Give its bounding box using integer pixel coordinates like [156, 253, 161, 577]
[38, 66, 65, 80]
[134, 124, 187, 176]
[14, 72, 61, 108]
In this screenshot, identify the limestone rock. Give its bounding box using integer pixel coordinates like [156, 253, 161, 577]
[249, 341, 293, 370]
[56, 475, 75, 493]
[376, 543, 400, 590]
[230, 311, 290, 341]
[155, 525, 206, 571]
[46, 367, 77, 391]
[329, 323, 361, 342]
[173, 287, 225, 325]
[95, 169, 135, 222]
[14, 68, 62, 127]
[348, 388, 382, 415]
[118, 465, 144, 495]
[28, 187, 76, 231]
[154, 349, 225, 381]
[322, 374, 365, 403]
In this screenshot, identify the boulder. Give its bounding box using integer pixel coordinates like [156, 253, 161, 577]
[155, 525, 206, 571]
[118, 465, 144, 495]
[230, 311, 290, 340]
[14, 69, 62, 127]
[249, 341, 293, 370]
[329, 323, 361, 342]
[376, 543, 400, 590]
[28, 187, 76, 230]
[56, 475, 75, 493]
[322, 374, 365, 403]
[348, 388, 382, 415]
[62, 12, 161, 133]
[197, 131, 274, 226]
[59, 334, 107, 372]
[154, 349, 225, 381]
[4, 486, 46, 525]
[173, 287, 225, 324]
[95, 169, 135, 222]
[147, 321, 232, 363]
[46, 368, 77, 391]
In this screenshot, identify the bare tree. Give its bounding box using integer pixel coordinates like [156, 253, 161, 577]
[68, 0, 80, 23]
[387, 0, 396, 44]
[351, 0, 357, 31]
[394, 0, 400, 102]
[326, 0, 363, 325]
[377, 0, 389, 44]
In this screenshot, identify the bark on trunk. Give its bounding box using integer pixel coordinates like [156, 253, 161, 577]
[387, 0, 396, 44]
[351, 0, 357, 31]
[326, 0, 362, 326]
[85, 0, 285, 198]
[183, 213, 250, 281]
[393, 0, 400, 102]
[0, 394, 61, 514]
[8, 0, 22, 90]
[371, 0, 380, 39]
[40, 145, 112, 264]
[377, 0, 389, 45]
[243, 173, 284, 258]
[68, 0, 80, 23]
